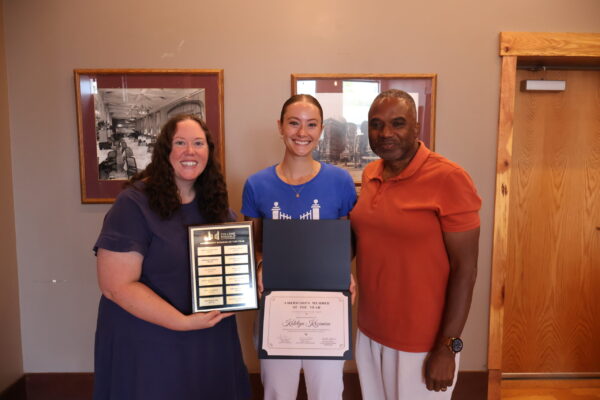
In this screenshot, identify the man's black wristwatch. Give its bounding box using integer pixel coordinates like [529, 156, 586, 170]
[447, 337, 463, 354]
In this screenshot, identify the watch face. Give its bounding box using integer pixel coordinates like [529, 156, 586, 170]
[451, 338, 463, 353]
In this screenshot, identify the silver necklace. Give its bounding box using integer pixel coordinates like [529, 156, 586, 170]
[278, 163, 318, 198]
[289, 183, 306, 198]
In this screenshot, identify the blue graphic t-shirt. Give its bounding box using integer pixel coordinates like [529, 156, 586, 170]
[242, 162, 356, 220]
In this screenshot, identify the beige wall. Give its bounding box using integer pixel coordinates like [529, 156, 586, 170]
[0, 0, 24, 391]
[3, 0, 599, 374]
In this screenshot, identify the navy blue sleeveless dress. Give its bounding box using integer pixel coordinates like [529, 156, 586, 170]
[93, 186, 250, 399]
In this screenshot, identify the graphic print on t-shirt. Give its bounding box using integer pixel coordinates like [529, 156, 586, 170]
[271, 200, 321, 220]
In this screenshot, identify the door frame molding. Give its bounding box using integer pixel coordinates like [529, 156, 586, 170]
[487, 32, 600, 400]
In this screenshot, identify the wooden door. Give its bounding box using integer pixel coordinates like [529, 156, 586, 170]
[501, 69, 600, 373]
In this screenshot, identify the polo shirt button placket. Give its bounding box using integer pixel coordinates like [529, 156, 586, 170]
[371, 180, 385, 208]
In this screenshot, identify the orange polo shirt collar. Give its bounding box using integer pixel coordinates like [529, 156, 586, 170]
[363, 141, 430, 182]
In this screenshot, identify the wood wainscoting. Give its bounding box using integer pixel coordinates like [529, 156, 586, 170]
[1, 371, 487, 400]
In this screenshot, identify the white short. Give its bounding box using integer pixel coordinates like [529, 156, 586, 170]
[356, 329, 459, 400]
[260, 358, 345, 400]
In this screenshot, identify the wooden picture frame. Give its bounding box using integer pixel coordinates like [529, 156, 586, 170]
[291, 73, 437, 185]
[74, 69, 224, 203]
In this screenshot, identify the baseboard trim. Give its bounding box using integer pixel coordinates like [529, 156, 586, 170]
[502, 372, 600, 380]
[0, 370, 488, 400]
[454, 370, 488, 400]
[0, 376, 26, 400]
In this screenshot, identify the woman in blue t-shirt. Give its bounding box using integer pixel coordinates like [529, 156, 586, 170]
[242, 95, 357, 400]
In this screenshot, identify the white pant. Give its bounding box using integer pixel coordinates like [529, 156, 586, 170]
[356, 330, 459, 400]
[260, 358, 345, 400]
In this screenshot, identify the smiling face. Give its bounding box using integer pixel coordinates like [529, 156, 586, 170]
[169, 118, 209, 191]
[368, 96, 420, 169]
[278, 101, 323, 158]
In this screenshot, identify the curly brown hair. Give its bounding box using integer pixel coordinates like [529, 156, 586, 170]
[127, 114, 229, 223]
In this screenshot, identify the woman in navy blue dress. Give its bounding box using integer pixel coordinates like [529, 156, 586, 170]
[93, 114, 250, 399]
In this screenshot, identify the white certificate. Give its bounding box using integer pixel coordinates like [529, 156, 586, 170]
[261, 291, 350, 359]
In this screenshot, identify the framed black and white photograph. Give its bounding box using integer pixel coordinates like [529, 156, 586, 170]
[291, 73, 437, 186]
[75, 69, 224, 203]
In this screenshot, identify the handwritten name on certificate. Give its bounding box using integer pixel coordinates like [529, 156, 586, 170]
[262, 291, 349, 358]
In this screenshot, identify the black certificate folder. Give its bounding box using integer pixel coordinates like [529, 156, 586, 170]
[262, 219, 351, 291]
[260, 219, 352, 360]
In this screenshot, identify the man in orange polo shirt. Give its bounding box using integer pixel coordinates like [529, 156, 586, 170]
[350, 89, 481, 399]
